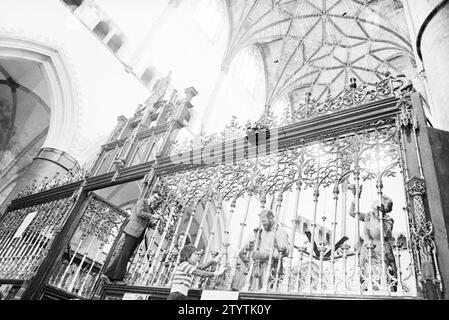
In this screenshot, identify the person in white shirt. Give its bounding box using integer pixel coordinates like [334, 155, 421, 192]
[234, 209, 289, 291]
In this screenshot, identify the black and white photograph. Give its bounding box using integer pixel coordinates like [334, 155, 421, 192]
[0, 0, 448, 304]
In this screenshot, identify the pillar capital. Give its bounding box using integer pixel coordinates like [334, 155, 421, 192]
[35, 147, 80, 172]
[406, 176, 426, 196]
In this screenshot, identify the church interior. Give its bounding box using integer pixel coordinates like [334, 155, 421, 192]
[1, 0, 449, 300]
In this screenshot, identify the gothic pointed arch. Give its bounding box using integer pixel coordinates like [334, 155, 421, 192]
[0, 32, 81, 156]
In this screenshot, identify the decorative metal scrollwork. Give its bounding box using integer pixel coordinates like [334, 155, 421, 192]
[0, 197, 74, 280]
[292, 74, 413, 123]
[118, 122, 424, 298]
[47, 196, 127, 299]
[15, 168, 90, 199]
[170, 75, 410, 156]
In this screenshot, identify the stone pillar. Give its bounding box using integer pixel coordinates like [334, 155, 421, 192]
[402, 1, 435, 113]
[0, 147, 80, 215]
[406, 0, 449, 130]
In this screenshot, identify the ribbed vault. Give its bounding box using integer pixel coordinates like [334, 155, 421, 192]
[223, 0, 415, 113]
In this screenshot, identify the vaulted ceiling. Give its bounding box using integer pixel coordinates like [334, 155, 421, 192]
[223, 0, 414, 110]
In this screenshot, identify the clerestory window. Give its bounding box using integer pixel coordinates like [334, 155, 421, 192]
[93, 20, 110, 40]
[107, 33, 124, 53]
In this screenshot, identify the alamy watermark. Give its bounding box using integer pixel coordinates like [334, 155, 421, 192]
[167, 128, 280, 166]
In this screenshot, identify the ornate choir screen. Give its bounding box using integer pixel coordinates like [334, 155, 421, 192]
[0, 197, 75, 283]
[0, 75, 441, 299]
[114, 117, 428, 297]
[46, 195, 127, 299]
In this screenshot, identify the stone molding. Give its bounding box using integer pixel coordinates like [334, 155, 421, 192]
[0, 30, 82, 161]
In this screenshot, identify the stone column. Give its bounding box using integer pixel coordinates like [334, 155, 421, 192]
[0, 147, 80, 215]
[402, 0, 435, 114]
[405, 0, 449, 130]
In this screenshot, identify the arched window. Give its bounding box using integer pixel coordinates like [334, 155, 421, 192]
[107, 34, 124, 53]
[93, 21, 110, 40]
[194, 0, 226, 41]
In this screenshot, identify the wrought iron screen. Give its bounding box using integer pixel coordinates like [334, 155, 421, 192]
[0, 197, 75, 281]
[119, 122, 418, 297]
[47, 195, 127, 299]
